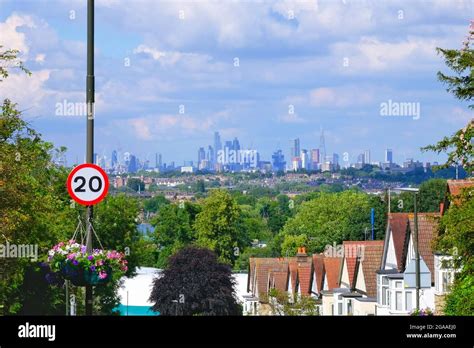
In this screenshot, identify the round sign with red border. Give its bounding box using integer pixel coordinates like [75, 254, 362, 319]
[67, 163, 109, 206]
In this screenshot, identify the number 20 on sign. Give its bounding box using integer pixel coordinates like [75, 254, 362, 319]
[67, 163, 109, 205]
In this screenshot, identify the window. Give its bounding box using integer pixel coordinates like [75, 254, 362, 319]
[405, 292, 412, 311]
[381, 276, 389, 306]
[331, 304, 334, 315]
[395, 281, 402, 288]
[347, 299, 353, 315]
[338, 302, 343, 315]
[395, 291, 402, 311]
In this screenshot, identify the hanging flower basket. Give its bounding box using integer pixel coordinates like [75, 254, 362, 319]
[45, 240, 127, 287]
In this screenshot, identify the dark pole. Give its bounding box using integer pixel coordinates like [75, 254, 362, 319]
[414, 192, 420, 311]
[85, 0, 95, 316]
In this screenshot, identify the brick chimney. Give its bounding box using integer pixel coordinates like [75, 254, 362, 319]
[296, 246, 308, 263]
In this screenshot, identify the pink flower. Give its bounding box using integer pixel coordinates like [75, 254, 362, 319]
[67, 254, 75, 260]
[98, 271, 108, 279]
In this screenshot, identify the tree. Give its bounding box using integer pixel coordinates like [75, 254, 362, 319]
[149, 247, 241, 316]
[0, 48, 72, 314]
[422, 22, 474, 174]
[435, 186, 474, 315]
[127, 178, 145, 192]
[194, 190, 241, 265]
[266, 288, 319, 316]
[150, 203, 197, 268]
[143, 195, 169, 213]
[281, 191, 385, 253]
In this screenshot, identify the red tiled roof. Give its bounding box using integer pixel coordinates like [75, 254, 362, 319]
[312, 253, 325, 294]
[297, 260, 312, 296]
[358, 242, 384, 298]
[407, 213, 440, 283]
[447, 179, 474, 197]
[323, 257, 342, 290]
[289, 259, 298, 293]
[447, 179, 474, 206]
[387, 213, 410, 271]
[343, 241, 382, 288]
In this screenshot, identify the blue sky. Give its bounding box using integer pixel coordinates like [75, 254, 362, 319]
[0, 0, 473, 166]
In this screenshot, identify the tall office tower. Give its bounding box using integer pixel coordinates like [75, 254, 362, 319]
[385, 149, 393, 164]
[232, 137, 241, 151]
[214, 131, 222, 155]
[319, 128, 326, 163]
[333, 153, 339, 168]
[207, 145, 214, 164]
[158, 153, 162, 169]
[364, 150, 371, 164]
[93, 152, 98, 165]
[112, 150, 118, 168]
[293, 138, 300, 157]
[310, 149, 320, 169]
[300, 149, 309, 170]
[272, 149, 286, 172]
[128, 155, 138, 173]
[198, 147, 206, 164]
[357, 153, 365, 164]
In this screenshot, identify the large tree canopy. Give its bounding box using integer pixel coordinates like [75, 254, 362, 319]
[280, 190, 386, 253]
[149, 247, 241, 316]
[194, 189, 242, 265]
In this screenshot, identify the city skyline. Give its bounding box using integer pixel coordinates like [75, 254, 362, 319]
[0, 1, 472, 167]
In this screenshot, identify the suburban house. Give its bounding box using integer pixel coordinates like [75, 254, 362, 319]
[322, 241, 383, 316]
[376, 212, 439, 315]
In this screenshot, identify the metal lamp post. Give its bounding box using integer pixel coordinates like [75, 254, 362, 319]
[395, 187, 420, 311]
[85, 0, 95, 316]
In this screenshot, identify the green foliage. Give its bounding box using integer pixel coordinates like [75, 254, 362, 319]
[435, 23, 474, 108]
[435, 186, 474, 315]
[127, 178, 145, 192]
[143, 194, 170, 213]
[423, 24, 474, 174]
[194, 189, 242, 265]
[389, 179, 447, 214]
[281, 191, 385, 253]
[281, 234, 309, 257]
[266, 288, 319, 316]
[233, 247, 274, 271]
[150, 203, 197, 268]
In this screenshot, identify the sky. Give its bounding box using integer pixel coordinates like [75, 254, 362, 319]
[0, 0, 473, 167]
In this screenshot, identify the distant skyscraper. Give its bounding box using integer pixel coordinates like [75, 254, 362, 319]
[232, 137, 240, 151]
[292, 138, 300, 157]
[385, 149, 393, 163]
[128, 155, 138, 173]
[198, 147, 206, 165]
[111, 150, 118, 168]
[207, 145, 214, 165]
[301, 149, 309, 170]
[319, 128, 326, 163]
[357, 153, 365, 164]
[214, 131, 222, 155]
[310, 149, 320, 170]
[364, 150, 371, 164]
[333, 153, 339, 169]
[272, 149, 286, 172]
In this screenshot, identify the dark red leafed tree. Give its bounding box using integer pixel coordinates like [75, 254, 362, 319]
[149, 246, 242, 316]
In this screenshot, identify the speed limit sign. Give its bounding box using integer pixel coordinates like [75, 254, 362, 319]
[67, 163, 109, 205]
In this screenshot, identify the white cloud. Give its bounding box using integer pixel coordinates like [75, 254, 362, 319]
[0, 14, 36, 55]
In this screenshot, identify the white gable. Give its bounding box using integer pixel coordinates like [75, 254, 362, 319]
[340, 258, 350, 289]
[355, 263, 366, 294]
[385, 230, 398, 270]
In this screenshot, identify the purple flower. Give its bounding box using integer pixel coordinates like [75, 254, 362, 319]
[88, 255, 94, 261]
[72, 260, 79, 266]
[81, 246, 87, 253]
[90, 266, 96, 271]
